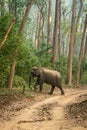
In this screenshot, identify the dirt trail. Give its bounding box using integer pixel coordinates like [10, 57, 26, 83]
[0, 88, 87, 130]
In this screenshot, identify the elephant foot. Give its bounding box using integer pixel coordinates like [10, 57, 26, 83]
[33, 89, 37, 92]
[34, 86, 37, 91]
[61, 91, 65, 95]
[39, 90, 42, 93]
[48, 92, 53, 95]
[39, 89, 42, 92]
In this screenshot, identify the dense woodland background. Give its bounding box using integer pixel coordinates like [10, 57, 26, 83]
[0, 0, 87, 90]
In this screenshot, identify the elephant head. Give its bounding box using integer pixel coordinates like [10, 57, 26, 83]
[29, 67, 42, 88]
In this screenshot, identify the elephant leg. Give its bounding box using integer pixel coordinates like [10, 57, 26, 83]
[39, 84, 43, 92]
[48, 85, 55, 94]
[57, 85, 65, 95]
[34, 77, 40, 91]
[34, 81, 39, 91]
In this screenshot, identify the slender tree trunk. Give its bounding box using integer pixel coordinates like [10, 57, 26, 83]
[8, 0, 35, 89]
[0, 19, 15, 50]
[35, 12, 40, 49]
[76, 0, 83, 29]
[74, 0, 83, 49]
[62, 41, 64, 55]
[41, 12, 44, 42]
[14, 0, 17, 18]
[84, 34, 87, 58]
[8, 60, 16, 89]
[52, 0, 59, 69]
[37, 13, 40, 49]
[47, 0, 52, 52]
[66, 0, 76, 85]
[76, 15, 87, 87]
[1, 0, 5, 17]
[9, 0, 14, 21]
[19, 0, 35, 34]
[36, 2, 45, 49]
[62, 11, 66, 56]
[37, 12, 43, 49]
[58, 0, 61, 59]
[8, 0, 17, 21]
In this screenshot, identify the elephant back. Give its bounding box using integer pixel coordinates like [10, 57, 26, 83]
[43, 69, 61, 85]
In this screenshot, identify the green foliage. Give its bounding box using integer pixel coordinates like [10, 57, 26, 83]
[13, 75, 28, 89]
[35, 42, 52, 67]
[0, 14, 18, 87]
[0, 15, 40, 88]
[56, 56, 81, 84]
[34, 0, 48, 19]
[83, 0, 87, 14]
[0, 63, 10, 87]
[80, 72, 87, 85]
[80, 58, 87, 85]
[56, 56, 68, 83]
[11, 0, 28, 26]
[0, 0, 87, 90]
[15, 37, 40, 81]
[61, 21, 70, 35]
[72, 57, 78, 74]
[81, 58, 87, 71]
[0, 15, 10, 42]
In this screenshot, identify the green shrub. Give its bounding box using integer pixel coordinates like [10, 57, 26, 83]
[13, 75, 28, 90]
[80, 72, 87, 85]
[56, 56, 68, 83]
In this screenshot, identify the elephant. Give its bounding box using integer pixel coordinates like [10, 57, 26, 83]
[29, 67, 65, 95]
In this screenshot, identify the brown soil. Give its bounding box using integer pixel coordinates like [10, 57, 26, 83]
[0, 87, 87, 130]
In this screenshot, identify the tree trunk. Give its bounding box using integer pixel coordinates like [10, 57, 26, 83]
[66, 0, 76, 85]
[41, 12, 44, 42]
[35, 12, 40, 49]
[35, 11, 43, 49]
[37, 12, 43, 49]
[8, 0, 17, 21]
[76, 15, 87, 87]
[19, 0, 35, 34]
[58, 0, 61, 59]
[1, 0, 5, 17]
[8, 60, 16, 89]
[76, 0, 83, 30]
[0, 19, 15, 50]
[9, 0, 14, 21]
[47, 0, 52, 52]
[74, 0, 83, 49]
[84, 34, 87, 58]
[14, 0, 17, 18]
[8, 0, 35, 89]
[52, 0, 59, 69]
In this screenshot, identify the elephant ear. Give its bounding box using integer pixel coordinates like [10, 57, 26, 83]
[36, 69, 43, 76]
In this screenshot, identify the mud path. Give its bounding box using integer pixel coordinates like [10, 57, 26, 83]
[0, 88, 87, 130]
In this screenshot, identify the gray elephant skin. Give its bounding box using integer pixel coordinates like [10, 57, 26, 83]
[29, 67, 65, 95]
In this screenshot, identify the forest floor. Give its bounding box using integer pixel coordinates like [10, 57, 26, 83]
[0, 87, 87, 130]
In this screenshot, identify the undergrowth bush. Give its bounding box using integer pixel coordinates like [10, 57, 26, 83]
[13, 75, 28, 88]
[80, 72, 87, 85]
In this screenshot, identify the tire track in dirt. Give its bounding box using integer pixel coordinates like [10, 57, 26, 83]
[0, 88, 87, 130]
